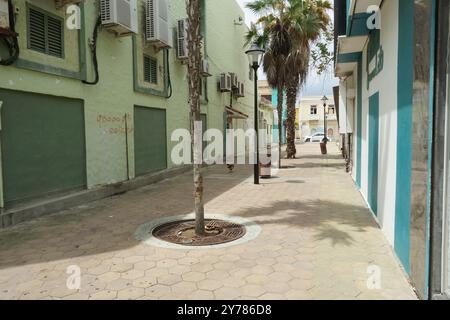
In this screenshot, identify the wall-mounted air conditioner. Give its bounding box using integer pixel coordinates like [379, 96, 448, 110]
[229, 73, 238, 89]
[55, 0, 82, 9]
[236, 82, 245, 98]
[220, 73, 232, 92]
[201, 59, 212, 77]
[0, 0, 10, 30]
[146, 0, 172, 49]
[176, 18, 188, 60]
[100, 0, 138, 36]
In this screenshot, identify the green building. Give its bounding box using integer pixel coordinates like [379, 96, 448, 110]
[0, 0, 254, 226]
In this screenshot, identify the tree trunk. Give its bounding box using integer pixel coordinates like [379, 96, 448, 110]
[286, 75, 298, 159]
[187, 0, 204, 236]
[277, 85, 283, 169]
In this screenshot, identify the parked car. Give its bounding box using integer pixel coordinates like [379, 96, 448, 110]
[304, 132, 332, 143]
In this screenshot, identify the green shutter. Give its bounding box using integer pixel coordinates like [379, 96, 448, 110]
[0, 89, 86, 206]
[28, 6, 64, 58]
[28, 8, 46, 53]
[134, 106, 167, 176]
[143, 55, 158, 84]
[47, 15, 64, 57]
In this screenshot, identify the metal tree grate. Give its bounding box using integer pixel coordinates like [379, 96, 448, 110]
[152, 219, 246, 246]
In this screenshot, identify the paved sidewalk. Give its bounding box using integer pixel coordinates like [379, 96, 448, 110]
[0, 143, 417, 300]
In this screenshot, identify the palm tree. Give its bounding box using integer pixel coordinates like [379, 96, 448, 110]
[246, 0, 331, 160]
[186, 0, 204, 235]
[284, 0, 331, 158]
[246, 0, 292, 169]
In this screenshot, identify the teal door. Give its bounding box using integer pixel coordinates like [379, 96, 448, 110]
[368, 92, 379, 215]
[134, 106, 167, 176]
[0, 89, 86, 205]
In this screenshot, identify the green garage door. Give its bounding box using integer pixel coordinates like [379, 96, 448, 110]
[0, 89, 86, 205]
[134, 106, 167, 176]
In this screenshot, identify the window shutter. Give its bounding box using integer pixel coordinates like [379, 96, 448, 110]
[47, 16, 63, 57]
[28, 7, 63, 58]
[144, 55, 158, 84]
[28, 8, 46, 53]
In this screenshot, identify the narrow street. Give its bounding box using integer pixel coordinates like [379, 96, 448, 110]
[0, 143, 417, 300]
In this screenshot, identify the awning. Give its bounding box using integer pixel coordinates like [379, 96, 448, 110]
[226, 106, 248, 120]
[334, 35, 366, 77]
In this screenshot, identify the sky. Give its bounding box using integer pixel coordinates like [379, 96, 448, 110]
[236, 0, 338, 97]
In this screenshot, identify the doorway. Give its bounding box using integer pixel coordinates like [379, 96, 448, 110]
[368, 92, 379, 216]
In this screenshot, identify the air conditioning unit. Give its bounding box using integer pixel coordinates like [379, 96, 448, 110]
[55, 0, 82, 10]
[201, 59, 212, 77]
[229, 73, 238, 89]
[146, 0, 172, 49]
[219, 73, 232, 92]
[100, 0, 138, 36]
[236, 82, 245, 98]
[0, 0, 9, 30]
[176, 18, 188, 60]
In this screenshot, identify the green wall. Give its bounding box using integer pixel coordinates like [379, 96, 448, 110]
[0, 0, 254, 207]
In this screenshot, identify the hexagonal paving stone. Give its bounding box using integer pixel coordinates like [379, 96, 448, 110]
[106, 278, 133, 291]
[213, 286, 241, 300]
[178, 257, 199, 266]
[121, 270, 145, 280]
[158, 274, 183, 286]
[117, 287, 145, 300]
[157, 259, 178, 268]
[206, 270, 230, 281]
[245, 274, 270, 285]
[171, 281, 197, 295]
[145, 284, 171, 298]
[97, 272, 121, 283]
[241, 285, 266, 298]
[123, 256, 145, 264]
[134, 261, 156, 271]
[90, 290, 117, 300]
[169, 265, 192, 275]
[182, 272, 206, 282]
[110, 263, 133, 273]
[132, 276, 158, 288]
[197, 279, 224, 291]
[251, 265, 274, 275]
[186, 290, 214, 300]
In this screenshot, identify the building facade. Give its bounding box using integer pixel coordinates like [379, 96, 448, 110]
[335, 0, 450, 299]
[297, 95, 339, 142]
[258, 80, 287, 145]
[0, 0, 254, 224]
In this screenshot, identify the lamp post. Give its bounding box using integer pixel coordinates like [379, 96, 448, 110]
[246, 43, 265, 185]
[321, 95, 329, 144]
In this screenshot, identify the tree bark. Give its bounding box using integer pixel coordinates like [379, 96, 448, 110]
[187, 0, 204, 236]
[286, 75, 298, 159]
[277, 85, 283, 169]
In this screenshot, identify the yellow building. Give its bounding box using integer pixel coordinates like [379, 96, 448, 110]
[297, 96, 339, 141]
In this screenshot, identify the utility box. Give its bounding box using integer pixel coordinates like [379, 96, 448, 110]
[0, 0, 10, 30]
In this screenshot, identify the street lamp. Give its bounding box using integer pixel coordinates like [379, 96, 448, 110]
[321, 95, 329, 144]
[246, 43, 265, 185]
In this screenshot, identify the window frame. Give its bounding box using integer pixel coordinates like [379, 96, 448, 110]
[143, 54, 158, 85]
[26, 4, 65, 59]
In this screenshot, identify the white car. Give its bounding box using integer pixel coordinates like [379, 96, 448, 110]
[304, 132, 332, 143]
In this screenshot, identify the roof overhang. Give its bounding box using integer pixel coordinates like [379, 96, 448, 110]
[334, 35, 365, 77]
[226, 106, 248, 120]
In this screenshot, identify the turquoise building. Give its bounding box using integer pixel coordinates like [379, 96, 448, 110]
[271, 88, 287, 145]
[335, 0, 449, 299]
